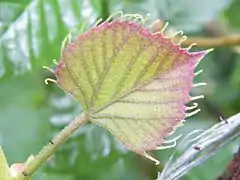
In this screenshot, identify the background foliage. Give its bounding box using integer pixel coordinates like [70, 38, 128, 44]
[0, 0, 239, 179]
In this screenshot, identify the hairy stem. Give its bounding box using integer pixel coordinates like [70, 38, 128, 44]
[158, 113, 240, 180]
[16, 114, 89, 180]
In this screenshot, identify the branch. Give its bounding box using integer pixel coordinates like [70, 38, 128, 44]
[16, 114, 88, 180]
[152, 20, 240, 48]
[179, 35, 240, 48]
[158, 113, 240, 180]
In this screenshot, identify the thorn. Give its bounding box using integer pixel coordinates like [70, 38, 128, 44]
[220, 116, 228, 124]
[193, 145, 201, 151]
[22, 171, 28, 177]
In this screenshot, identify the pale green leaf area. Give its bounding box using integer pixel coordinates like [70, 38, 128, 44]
[0, 147, 11, 180]
[55, 16, 207, 163]
[0, 0, 82, 78]
[0, 73, 52, 180]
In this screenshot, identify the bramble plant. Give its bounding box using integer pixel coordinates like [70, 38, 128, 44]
[0, 12, 217, 180]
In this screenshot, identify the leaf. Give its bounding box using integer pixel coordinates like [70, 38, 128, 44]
[224, 0, 240, 28]
[0, 146, 11, 180]
[0, 0, 82, 79]
[54, 13, 210, 164]
[156, 0, 230, 31]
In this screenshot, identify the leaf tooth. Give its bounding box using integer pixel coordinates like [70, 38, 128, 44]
[163, 134, 182, 144]
[156, 141, 177, 150]
[177, 35, 187, 46]
[169, 30, 184, 38]
[186, 43, 197, 51]
[194, 69, 203, 76]
[186, 108, 201, 118]
[52, 59, 58, 65]
[143, 152, 160, 165]
[159, 21, 169, 35]
[186, 103, 198, 110]
[44, 78, 56, 84]
[193, 82, 207, 87]
[43, 66, 54, 73]
[106, 11, 123, 22]
[93, 18, 103, 27]
[190, 95, 204, 101]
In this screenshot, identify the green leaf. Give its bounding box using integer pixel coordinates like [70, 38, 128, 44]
[225, 0, 240, 28]
[156, 0, 230, 31]
[0, 146, 11, 180]
[0, 0, 83, 79]
[108, 0, 230, 32]
[54, 13, 210, 164]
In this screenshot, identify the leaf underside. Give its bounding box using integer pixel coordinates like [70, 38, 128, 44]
[54, 16, 207, 161]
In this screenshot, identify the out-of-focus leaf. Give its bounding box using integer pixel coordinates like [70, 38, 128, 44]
[0, 0, 83, 79]
[0, 72, 51, 166]
[109, 0, 230, 32]
[89, 0, 110, 20]
[224, 0, 240, 28]
[231, 56, 240, 88]
[156, 0, 230, 31]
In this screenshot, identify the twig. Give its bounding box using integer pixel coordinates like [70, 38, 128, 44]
[158, 113, 240, 180]
[179, 35, 240, 48]
[16, 114, 88, 180]
[152, 20, 240, 48]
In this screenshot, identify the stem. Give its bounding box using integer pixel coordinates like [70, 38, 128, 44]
[179, 35, 240, 48]
[158, 113, 240, 180]
[16, 113, 88, 180]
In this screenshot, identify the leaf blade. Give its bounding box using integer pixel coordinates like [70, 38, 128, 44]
[55, 15, 209, 162]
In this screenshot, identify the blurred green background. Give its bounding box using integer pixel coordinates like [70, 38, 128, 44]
[0, 0, 240, 179]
